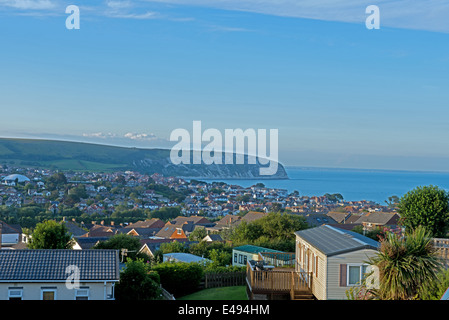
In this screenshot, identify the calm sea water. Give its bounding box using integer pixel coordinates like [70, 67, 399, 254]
[204, 167, 449, 204]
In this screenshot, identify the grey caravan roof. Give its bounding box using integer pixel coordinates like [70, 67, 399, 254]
[294, 224, 380, 257]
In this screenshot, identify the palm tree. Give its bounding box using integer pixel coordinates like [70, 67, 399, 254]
[369, 225, 443, 300]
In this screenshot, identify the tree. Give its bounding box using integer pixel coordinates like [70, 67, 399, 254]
[94, 234, 142, 261]
[227, 212, 308, 251]
[324, 193, 344, 203]
[115, 258, 161, 300]
[151, 262, 204, 296]
[398, 185, 449, 237]
[46, 172, 68, 190]
[368, 226, 443, 300]
[28, 220, 74, 249]
[385, 195, 399, 208]
[189, 226, 207, 241]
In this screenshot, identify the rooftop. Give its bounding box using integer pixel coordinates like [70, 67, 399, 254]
[0, 249, 120, 282]
[294, 224, 380, 257]
[233, 244, 284, 254]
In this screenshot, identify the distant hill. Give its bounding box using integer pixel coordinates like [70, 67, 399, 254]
[0, 138, 288, 179]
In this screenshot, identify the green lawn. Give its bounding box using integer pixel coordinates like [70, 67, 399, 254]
[178, 286, 248, 300]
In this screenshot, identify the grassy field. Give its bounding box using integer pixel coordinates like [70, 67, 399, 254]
[178, 286, 248, 300]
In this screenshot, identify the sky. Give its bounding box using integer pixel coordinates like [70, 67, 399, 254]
[1, 1, 449, 171]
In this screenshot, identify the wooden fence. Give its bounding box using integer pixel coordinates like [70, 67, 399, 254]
[199, 271, 246, 289]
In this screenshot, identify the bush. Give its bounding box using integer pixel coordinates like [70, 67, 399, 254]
[151, 262, 204, 297]
[115, 258, 161, 300]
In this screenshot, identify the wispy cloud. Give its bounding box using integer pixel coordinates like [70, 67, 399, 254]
[140, 0, 449, 33]
[82, 132, 118, 139]
[124, 132, 158, 141]
[105, 10, 158, 19]
[0, 0, 56, 10]
[61, 131, 173, 148]
[1, 0, 448, 32]
[208, 24, 253, 32]
[104, 0, 158, 19]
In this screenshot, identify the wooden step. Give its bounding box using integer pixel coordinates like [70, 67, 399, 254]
[292, 293, 315, 300]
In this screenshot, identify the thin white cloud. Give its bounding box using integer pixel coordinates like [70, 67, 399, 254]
[140, 0, 449, 33]
[106, 0, 133, 9]
[106, 11, 157, 19]
[0, 0, 56, 10]
[83, 132, 160, 142]
[124, 132, 158, 141]
[82, 132, 118, 139]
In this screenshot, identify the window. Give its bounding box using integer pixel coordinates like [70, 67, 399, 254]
[75, 288, 89, 300]
[347, 264, 368, 286]
[234, 253, 237, 263]
[8, 288, 23, 300]
[41, 288, 57, 300]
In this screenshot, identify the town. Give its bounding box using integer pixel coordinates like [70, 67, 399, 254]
[0, 164, 448, 302]
[0, 164, 396, 226]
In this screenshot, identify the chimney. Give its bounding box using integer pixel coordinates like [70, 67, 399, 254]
[0, 222, 3, 248]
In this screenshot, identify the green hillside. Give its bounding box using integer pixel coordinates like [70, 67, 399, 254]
[0, 138, 168, 172]
[0, 138, 288, 179]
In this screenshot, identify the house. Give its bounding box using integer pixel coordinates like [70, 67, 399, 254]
[72, 237, 110, 250]
[122, 218, 165, 238]
[209, 214, 242, 232]
[155, 216, 214, 239]
[241, 211, 268, 224]
[155, 224, 189, 240]
[299, 213, 338, 227]
[202, 234, 223, 242]
[169, 216, 214, 228]
[354, 212, 401, 231]
[0, 221, 23, 248]
[138, 238, 197, 257]
[0, 249, 120, 300]
[79, 224, 119, 238]
[294, 224, 380, 300]
[61, 218, 88, 238]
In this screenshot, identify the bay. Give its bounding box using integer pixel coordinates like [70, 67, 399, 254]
[202, 167, 449, 204]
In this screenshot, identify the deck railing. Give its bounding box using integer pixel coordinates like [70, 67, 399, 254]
[433, 238, 449, 268]
[246, 262, 312, 295]
[258, 252, 296, 268]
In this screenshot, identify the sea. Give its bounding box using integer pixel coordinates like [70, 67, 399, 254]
[201, 167, 449, 204]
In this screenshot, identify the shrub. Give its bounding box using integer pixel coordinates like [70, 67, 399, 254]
[115, 258, 161, 300]
[151, 262, 204, 297]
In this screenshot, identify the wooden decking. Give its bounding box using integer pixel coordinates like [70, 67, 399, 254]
[246, 259, 314, 300]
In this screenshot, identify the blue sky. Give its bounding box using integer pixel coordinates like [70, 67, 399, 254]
[1, 0, 449, 171]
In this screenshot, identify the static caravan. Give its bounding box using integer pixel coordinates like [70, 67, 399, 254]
[295, 224, 380, 300]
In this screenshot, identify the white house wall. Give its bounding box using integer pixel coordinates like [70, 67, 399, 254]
[0, 282, 116, 300]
